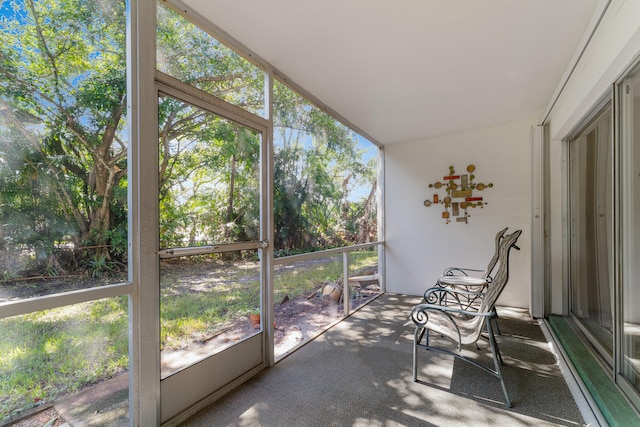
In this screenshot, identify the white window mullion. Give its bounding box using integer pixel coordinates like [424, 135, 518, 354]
[128, 0, 160, 425]
[263, 66, 276, 367]
[531, 124, 546, 319]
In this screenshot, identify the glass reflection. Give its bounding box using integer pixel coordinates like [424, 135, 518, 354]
[621, 64, 640, 391]
[568, 104, 613, 358]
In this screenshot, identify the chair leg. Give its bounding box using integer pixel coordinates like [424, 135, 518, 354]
[496, 340, 504, 365]
[486, 321, 511, 407]
[492, 308, 502, 335]
[489, 327, 504, 365]
[413, 327, 422, 381]
[417, 326, 426, 345]
[413, 327, 431, 382]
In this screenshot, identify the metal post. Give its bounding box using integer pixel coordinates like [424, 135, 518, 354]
[343, 251, 350, 316]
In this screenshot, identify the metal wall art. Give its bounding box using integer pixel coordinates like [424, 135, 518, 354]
[423, 164, 493, 224]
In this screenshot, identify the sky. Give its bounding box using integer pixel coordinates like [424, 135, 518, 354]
[0, 0, 16, 20]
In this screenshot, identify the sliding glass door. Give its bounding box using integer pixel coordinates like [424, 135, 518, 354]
[620, 63, 640, 398]
[563, 56, 640, 413]
[567, 103, 614, 363]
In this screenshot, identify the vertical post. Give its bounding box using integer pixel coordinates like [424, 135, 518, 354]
[561, 139, 570, 316]
[613, 79, 624, 385]
[127, 0, 160, 424]
[531, 124, 545, 318]
[377, 147, 386, 293]
[343, 251, 350, 316]
[263, 66, 275, 367]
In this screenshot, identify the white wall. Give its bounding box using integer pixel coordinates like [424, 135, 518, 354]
[548, 0, 640, 140]
[385, 118, 535, 308]
[545, 0, 640, 314]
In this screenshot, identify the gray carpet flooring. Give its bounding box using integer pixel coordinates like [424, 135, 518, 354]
[180, 293, 585, 426]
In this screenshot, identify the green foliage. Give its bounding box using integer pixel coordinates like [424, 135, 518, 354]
[156, 4, 264, 114]
[106, 224, 127, 258]
[86, 253, 115, 278]
[1, 0, 378, 281]
[0, 0, 128, 275]
[0, 296, 129, 420]
[272, 80, 378, 251]
[158, 98, 262, 247]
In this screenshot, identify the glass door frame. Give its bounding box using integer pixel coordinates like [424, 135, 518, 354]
[561, 63, 640, 413]
[127, 1, 278, 424]
[154, 71, 273, 424]
[566, 100, 615, 368]
[616, 62, 640, 411]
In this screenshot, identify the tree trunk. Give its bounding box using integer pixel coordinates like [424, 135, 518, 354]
[226, 154, 237, 227]
[359, 178, 377, 243]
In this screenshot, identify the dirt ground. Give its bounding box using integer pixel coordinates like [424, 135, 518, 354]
[235, 280, 378, 351]
[2, 262, 379, 426]
[273, 282, 379, 354]
[159, 277, 380, 374]
[6, 406, 66, 427]
[6, 285, 380, 427]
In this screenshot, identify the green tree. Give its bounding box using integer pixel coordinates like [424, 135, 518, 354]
[0, 1, 266, 274]
[272, 80, 377, 251]
[0, 0, 127, 267]
[156, 4, 264, 248]
[158, 97, 261, 247]
[0, 0, 376, 276]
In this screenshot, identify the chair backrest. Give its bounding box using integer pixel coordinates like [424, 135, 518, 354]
[482, 227, 509, 279]
[478, 229, 522, 314]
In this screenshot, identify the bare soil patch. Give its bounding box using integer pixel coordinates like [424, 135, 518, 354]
[2, 258, 379, 426]
[208, 279, 379, 352]
[5, 406, 66, 427]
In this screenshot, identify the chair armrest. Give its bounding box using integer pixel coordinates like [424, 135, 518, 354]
[423, 285, 485, 305]
[437, 275, 488, 288]
[442, 267, 484, 276]
[410, 303, 493, 327]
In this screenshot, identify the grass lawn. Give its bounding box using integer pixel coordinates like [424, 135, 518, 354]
[0, 249, 378, 421]
[0, 297, 129, 420]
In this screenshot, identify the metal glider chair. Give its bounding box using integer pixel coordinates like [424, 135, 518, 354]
[426, 227, 507, 307]
[429, 227, 519, 334]
[410, 229, 522, 408]
[440, 227, 508, 282]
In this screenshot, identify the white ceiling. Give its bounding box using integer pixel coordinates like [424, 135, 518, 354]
[182, 0, 599, 145]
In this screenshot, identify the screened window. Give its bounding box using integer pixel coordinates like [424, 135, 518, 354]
[0, 298, 129, 422]
[270, 81, 381, 358]
[272, 80, 378, 254]
[158, 95, 261, 247]
[0, 0, 130, 421]
[156, 3, 265, 117]
[0, 0, 128, 297]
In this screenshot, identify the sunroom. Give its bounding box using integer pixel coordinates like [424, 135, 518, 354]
[2, 0, 640, 426]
